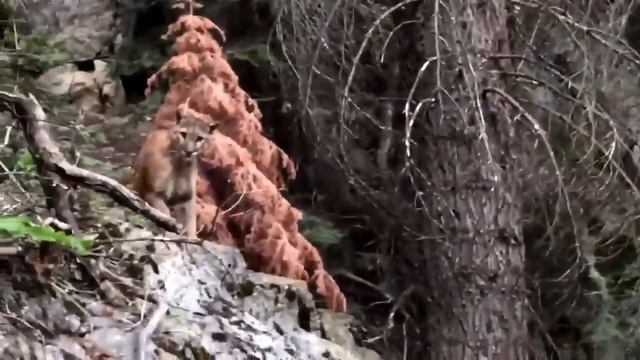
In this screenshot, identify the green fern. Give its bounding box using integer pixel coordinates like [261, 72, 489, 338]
[225, 42, 278, 68]
[5, 32, 72, 72]
[13, 151, 35, 173]
[0, 215, 91, 254]
[300, 213, 343, 249]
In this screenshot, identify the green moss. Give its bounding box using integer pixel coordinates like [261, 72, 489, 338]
[6, 33, 72, 72]
[114, 43, 166, 76]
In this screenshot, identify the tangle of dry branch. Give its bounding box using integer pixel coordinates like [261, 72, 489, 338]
[276, 0, 640, 357]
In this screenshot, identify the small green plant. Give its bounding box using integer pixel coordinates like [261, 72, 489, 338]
[13, 151, 35, 173]
[3, 32, 72, 73]
[114, 43, 166, 77]
[226, 42, 277, 68]
[300, 213, 343, 249]
[0, 215, 91, 254]
[124, 90, 164, 123]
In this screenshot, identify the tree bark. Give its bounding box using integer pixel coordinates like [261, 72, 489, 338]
[421, 0, 530, 358]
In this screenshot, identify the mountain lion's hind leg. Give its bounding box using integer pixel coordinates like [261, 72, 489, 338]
[143, 193, 171, 216]
[183, 196, 197, 239]
[143, 193, 182, 237]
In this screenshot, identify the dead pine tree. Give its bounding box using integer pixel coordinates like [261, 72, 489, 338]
[416, 1, 531, 358]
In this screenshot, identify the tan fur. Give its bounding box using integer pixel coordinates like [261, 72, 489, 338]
[130, 114, 218, 238]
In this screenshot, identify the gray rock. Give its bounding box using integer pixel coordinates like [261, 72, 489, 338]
[7, 0, 117, 59]
[131, 240, 380, 360]
[0, 223, 378, 360]
[35, 60, 126, 115]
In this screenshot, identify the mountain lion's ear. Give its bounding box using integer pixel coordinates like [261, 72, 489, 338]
[175, 97, 191, 124]
[208, 122, 219, 134]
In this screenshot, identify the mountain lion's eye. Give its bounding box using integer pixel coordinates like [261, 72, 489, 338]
[196, 136, 204, 142]
[179, 131, 187, 139]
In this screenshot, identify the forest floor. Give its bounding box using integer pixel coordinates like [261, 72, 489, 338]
[0, 106, 158, 357]
[0, 106, 154, 233]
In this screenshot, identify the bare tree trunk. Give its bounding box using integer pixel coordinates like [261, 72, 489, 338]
[420, 0, 530, 358]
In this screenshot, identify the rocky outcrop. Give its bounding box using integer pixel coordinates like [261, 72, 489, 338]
[6, 0, 117, 59]
[0, 223, 378, 360]
[34, 60, 126, 115]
